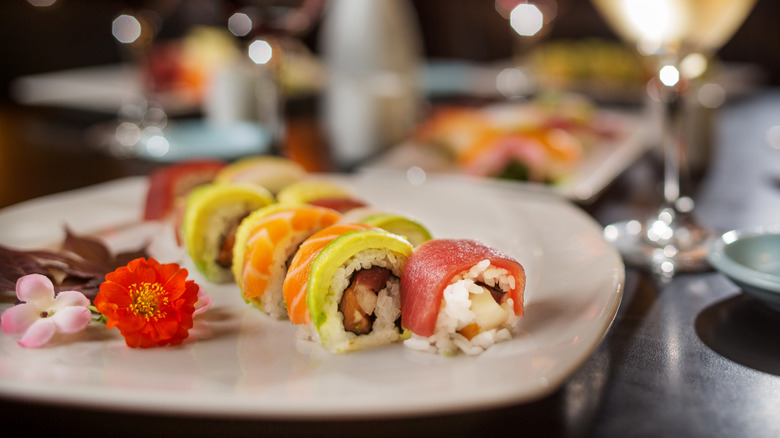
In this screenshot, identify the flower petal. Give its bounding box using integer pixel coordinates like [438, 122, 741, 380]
[15, 274, 56, 308]
[1, 303, 41, 334]
[193, 286, 212, 316]
[18, 319, 56, 348]
[52, 306, 92, 334]
[98, 257, 201, 348]
[52, 290, 91, 309]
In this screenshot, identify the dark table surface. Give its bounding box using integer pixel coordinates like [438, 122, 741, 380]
[1, 87, 779, 438]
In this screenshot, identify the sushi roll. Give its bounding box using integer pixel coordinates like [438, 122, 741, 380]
[232, 204, 342, 318]
[214, 155, 307, 194]
[143, 159, 227, 246]
[283, 223, 413, 353]
[182, 182, 275, 283]
[276, 178, 367, 213]
[144, 158, 226, 221]
[401, 239, 526, 355]
[340, 208, 433, 247]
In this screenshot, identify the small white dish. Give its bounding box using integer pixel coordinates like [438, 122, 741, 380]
[708, 225, 780, 311]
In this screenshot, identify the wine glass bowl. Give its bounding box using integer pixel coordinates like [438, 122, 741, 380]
[591, 0, 757, 279]
[591, 0, 757, 57]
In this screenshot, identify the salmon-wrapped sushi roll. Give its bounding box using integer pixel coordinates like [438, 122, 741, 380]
[232, 204, 341, 318]
[401, 239, 525, 355]
[283, 223, 413, 353]
[181, 182, 274, 283]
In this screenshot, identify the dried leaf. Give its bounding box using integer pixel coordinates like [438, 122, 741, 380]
[62, 226, 113, 271]
[0, 247, 49, 292]
[0, 226, 150, 302]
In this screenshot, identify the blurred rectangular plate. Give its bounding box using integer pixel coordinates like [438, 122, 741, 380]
[362, 106, 650, 204]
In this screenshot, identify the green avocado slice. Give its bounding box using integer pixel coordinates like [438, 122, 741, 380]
[182, 182, 274, 283]
[359, 213, 433, 247]
[306, 229, 413, 352]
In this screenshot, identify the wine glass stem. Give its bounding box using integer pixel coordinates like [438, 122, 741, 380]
[658, 67, 686, 209]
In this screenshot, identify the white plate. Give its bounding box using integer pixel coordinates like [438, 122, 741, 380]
[362, 106, 650, 203]
[0, 173, 623, 419]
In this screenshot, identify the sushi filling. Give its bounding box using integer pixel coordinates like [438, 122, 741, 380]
[339, 267, 392, 335]
[305, 248, 406, 353]
[405, 259, 519, 355]
[217, 216, 245, 268]
[199, 203, 256, 282]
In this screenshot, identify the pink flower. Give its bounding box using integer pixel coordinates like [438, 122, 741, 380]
[194, 285, 212, 316]
[1, 274, 92, 348]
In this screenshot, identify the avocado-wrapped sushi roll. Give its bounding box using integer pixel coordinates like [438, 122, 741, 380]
[283, 223, 413, 353]
[182, 182, 274, 283]
[276, 178, 367, 213]
[214, 155, 306, 194]
[340, 208, 433, 247]
[232, 204, 342, 318]
[401, 239, 526, 355]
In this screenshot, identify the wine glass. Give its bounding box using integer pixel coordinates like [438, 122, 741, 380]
[226, 0, 326, 150]
[591, 0, 756, 279]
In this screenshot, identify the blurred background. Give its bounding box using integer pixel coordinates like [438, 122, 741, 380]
[0, 0, 778, 207]
[1, 0, 777, 100]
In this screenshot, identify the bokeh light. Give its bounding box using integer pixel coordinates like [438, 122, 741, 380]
[697, 83, 726, 109]
[659, 65, 680, 87]
[248, 39, 273, 64]
[26, 0, 57, 6]
[680, 53, 708, 79]
[228, 12, 253, 37]
[509, 4, 544, 36]
[112, 14, 142, 44]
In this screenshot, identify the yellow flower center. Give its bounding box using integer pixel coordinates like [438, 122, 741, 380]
[129, 282, 169, 320]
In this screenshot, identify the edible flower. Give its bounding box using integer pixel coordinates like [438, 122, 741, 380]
[94, 257, 204, 348]
[1, 274, 92, 348]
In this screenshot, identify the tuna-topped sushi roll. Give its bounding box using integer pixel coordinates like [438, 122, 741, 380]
[182, 182, 274, 283]
[232, 204, 341, 319]
[401, 239, 526, 355]
[283, 223, 413, 353]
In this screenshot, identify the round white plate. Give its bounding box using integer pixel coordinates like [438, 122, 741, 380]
[0, 172, 623, 419]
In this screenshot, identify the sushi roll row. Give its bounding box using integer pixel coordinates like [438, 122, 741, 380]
[159, 157, 526, 356]
[182, 183, 436, 354]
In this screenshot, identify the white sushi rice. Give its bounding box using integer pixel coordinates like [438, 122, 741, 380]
[299, 248, 407, 353]
[199, 202, 255, 283]
[404, 259, 519, 356]
[248, 228, 315, 319]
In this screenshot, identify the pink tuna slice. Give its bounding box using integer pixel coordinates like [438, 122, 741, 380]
[400, 239, 526, 337]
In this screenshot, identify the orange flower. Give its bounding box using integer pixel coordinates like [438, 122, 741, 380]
[95, 258, 201, 348]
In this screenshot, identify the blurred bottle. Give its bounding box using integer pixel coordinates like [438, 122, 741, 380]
[319, 0, 424, 169]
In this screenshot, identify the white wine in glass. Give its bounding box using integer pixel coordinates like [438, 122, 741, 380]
[592, 0, 756, 279]
[592, 0, 756, 56]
